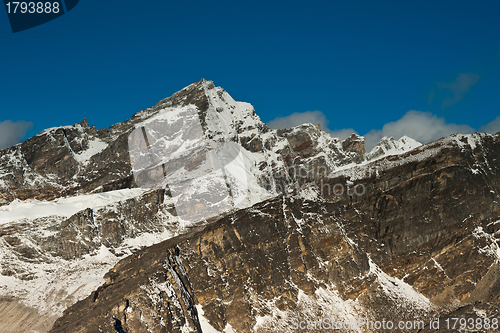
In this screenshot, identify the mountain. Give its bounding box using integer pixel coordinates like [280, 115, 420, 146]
[0, 79, 418, 208]
[49, 131, 500, 333]
[1, 79, 497, 333]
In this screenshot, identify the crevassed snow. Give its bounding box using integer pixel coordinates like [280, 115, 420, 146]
[0, 188, 146, 224]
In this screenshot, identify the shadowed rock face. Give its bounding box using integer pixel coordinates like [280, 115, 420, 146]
[50, 133, 500, 333]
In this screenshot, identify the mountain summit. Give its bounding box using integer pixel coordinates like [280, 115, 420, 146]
[1, 80, 498, 333]
[0, 79, 419, 208]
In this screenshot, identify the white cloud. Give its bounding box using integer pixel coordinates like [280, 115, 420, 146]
[480, 116, 500, 134]
[0, 120, 34, 149]
[266, 109, 500, 154]
[328, 128, 358, 140]
[267, 111, 328, 130]
[430, 73, 480, 109]
[266, 111, 356, 139]
[363, 111, 474, 151]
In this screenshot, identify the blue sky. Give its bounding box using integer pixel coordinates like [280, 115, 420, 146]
[1, 0, 499, 149]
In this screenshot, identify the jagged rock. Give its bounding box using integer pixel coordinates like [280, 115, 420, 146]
[50, 132, 500, 333]
[342, 133, 366, 155]
[0, 80, 416, 208]
[1, 79, 495, 333]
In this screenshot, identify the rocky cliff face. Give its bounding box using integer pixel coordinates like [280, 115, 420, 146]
[48, 132, 500, 333]
[2, 79, 491, 333]
[3, 79, 396, 333]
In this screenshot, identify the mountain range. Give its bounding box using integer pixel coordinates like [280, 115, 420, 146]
[1, 79, 499, 332]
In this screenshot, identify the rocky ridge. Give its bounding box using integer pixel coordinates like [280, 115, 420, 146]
[50, 131, 500, 333]
[0, 79, 482, 333]
[0, 79, 419, 207]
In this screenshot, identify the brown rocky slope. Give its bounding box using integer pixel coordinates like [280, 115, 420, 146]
[50, 132, 500, 333]
[0, 79, 421, 333]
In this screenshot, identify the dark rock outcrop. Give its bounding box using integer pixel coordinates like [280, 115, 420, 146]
[50, 133, 500, 333]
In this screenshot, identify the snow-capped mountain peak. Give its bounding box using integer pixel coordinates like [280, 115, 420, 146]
[366, 135, 422, 160]
[0, 80, 443, 333]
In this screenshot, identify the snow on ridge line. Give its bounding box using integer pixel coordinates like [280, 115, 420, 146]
[0, 188, 147, 225]
[23, 122, 109, 164]
[368, 135, 422, 156]
[329, 132, 495, 182]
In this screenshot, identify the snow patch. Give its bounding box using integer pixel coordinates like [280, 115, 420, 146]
[0, 244, 120, 317]
[195, 304, 228, 333]
[253, 286, 363, 332]
[73, 138, 108, 164]
[367, 136, 422, 160]
[0, 188, 147, 224]
[368, 256, 433, 312]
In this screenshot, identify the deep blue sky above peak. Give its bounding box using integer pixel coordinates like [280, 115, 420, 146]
[1, 0, 499, 149]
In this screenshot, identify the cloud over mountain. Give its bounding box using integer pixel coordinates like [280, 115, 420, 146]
[266, 110, 356, 140]
[0, 120, 33, 149]
[429, 73, 481, 109]
[480, 116, 500, 134]
[363, 111, 474, 151]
